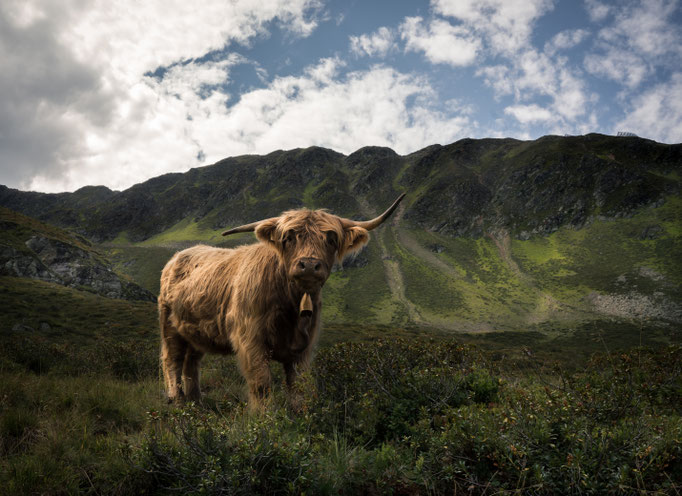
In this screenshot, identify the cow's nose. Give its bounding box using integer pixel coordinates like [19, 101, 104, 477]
[295, 258, 324, 277]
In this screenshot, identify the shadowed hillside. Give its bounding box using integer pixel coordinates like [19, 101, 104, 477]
[0, 134, 679, 242]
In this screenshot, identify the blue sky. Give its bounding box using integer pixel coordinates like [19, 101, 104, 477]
[1, 0, 681, 192]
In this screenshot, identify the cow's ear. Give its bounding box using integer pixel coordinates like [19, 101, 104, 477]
[255, 218, 280, 247]
[339, 226, 369, 259]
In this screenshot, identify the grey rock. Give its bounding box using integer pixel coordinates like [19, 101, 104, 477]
[0, 235, 155, 302]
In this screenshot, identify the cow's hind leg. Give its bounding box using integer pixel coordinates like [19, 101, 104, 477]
[160, 306, 188, 403]
[182, 346, 204, 402]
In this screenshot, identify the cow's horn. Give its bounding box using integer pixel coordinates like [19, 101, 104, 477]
[221, 217, 277, 236]
[342, 193, 406, 231]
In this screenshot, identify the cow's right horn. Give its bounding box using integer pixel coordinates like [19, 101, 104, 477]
[222, 217, 277, 236]
[341, 193, 406, 231]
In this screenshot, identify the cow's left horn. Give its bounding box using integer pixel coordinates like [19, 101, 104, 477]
[342, 193, 406, 231]
[221, 217, 277, 236]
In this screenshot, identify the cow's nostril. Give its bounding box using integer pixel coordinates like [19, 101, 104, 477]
[314, 262, 321, 272]
[298, 260, 307, 270]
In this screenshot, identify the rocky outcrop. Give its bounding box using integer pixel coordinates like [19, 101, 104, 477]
[587, 291, 682, 323]
[0, 235, 155, 302]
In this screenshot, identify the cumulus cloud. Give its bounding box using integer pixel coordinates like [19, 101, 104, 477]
[0, 0, 323, 192]
[432, 0, 553, 56]
[213, 61, 470, 155]
[479, 48, 591, 128]
[545, 29, 589, 55]
[26, 54, 472, 192]
[350, 26, 396, 58]
[400, 17, 480, 67]
[401, 0, 592, 133]
[504, 104, 552, 124]
[616, 73, 682, 143]
[584, 0, 682, 89]
[584, 0, 612, 22]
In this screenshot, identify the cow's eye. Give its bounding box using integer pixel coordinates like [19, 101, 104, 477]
[326, 231, 338, 249]
[282, 231, 295, 249]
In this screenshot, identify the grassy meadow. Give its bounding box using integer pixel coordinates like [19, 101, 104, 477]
[1, 274, 681, 494]
[1, 193, 681, 494]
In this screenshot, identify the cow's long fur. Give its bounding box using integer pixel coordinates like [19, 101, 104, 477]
[158, 208, 369, 408]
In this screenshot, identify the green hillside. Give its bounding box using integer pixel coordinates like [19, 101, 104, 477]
[100, 193, 681, 333]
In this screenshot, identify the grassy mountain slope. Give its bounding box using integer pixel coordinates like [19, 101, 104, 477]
[0, 136, 680, 495]
[100, 193, 681, 332]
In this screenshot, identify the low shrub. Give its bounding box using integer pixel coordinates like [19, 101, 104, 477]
[130, 341, 681, 495]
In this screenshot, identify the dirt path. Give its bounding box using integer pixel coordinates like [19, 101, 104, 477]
[358, 199, 425, 325]
[485, 229, 584, 324]
[360, 199, 488, 331]
[486, 229, 525, 279]
[396, 228, 461, 281]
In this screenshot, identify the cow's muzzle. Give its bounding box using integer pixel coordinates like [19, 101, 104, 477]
[292, 257, 327, 290]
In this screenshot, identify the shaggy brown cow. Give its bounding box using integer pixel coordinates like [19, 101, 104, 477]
[158, 194, 404, 408]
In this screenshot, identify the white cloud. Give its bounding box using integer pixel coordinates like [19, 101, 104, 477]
[545, 29, 589, 55]
[476, 65, 514, 97]
[183, 60, 471, 168]
[400, 17, 480, 67]
[0, 0, 323, 192]
[480, 49, 591, 126]
[63, 0, 323, 79]
[616, 73, 682, 143]
[405, 0, 594, 133]
[26, 57, 473, 192]
[584, 0, 611, 22]
[504, 104, 552, 124]
[584, 48, 648, 89]
[350, 26, 396, 58]
[432, 0, 554, 56]
[584, 0, 682, 89]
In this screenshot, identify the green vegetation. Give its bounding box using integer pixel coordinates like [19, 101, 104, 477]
[2, 221, 681, 494]
[138, 217, 223, 246]
[0, 207, 103, 263]
[511, 197, 682, 304]
[104, 245, 176, 295]
[1, 324, 680, 494]
[97, 193, 681, 332]
[0, 276, 157, 346]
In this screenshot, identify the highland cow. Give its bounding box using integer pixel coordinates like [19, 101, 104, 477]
[158, 194, 404, 408]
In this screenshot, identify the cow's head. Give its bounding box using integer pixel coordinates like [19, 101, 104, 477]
[222, 194, 405, 296]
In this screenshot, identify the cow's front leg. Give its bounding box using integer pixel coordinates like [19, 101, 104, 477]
[238, 351, 272, 411]
[284, 361, 309, 412]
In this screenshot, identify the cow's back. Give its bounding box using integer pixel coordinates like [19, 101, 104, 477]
[159, 243, 281, 329]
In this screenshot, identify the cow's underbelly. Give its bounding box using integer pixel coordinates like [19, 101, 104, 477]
[175, 318, 234, 355]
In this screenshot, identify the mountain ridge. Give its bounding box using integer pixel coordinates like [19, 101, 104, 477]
[1, 134, 679, 244]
